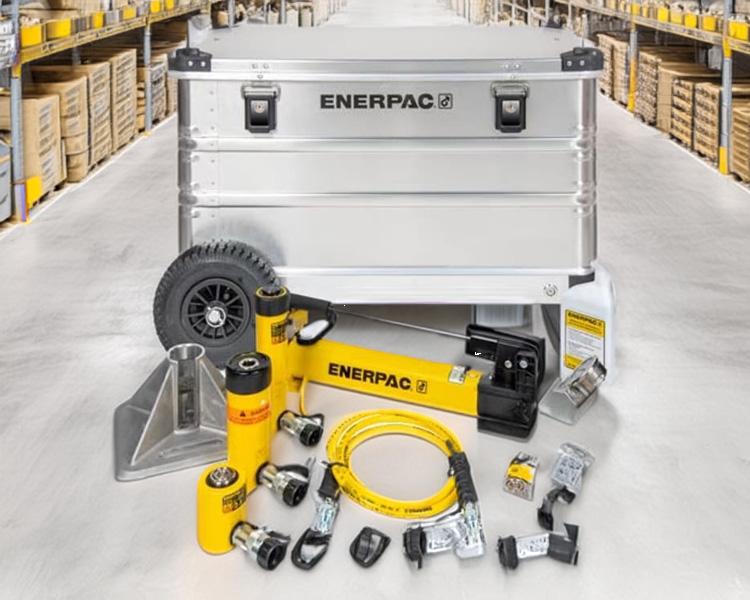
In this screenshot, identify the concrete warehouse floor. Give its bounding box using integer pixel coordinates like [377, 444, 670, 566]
[1, 1, 750, 599]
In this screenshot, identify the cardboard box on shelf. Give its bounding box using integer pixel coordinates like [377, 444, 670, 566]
[0, 93, 64, 195]
[64, 131, 88, 155]
[30, 63, 112, 175]
[656, 62, 719, 132]
[24, 76, 86, 121]
[634, 47, 695, 124]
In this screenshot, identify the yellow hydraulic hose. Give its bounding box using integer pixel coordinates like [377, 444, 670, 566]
[325, 409, 463, 519]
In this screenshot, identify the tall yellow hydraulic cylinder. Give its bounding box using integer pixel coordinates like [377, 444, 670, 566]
[225, 352, 272, 493]
[254, 287, 291, 432]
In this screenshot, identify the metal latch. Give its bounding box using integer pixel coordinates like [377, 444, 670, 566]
[244, 89, 278, 133]
[492, 83, 528, 134]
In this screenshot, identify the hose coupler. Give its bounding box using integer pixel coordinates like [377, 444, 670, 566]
[231, 522, 291, 571]
[257, 462, 310, 507]
[278, 410, 324, 447]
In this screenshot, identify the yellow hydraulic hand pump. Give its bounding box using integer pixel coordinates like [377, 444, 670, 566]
[255, 288, 546, 439]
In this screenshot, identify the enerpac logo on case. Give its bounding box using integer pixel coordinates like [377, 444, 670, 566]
[320, 93, 454, 110]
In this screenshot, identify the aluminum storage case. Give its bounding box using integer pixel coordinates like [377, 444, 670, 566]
[170, 26, 603, 306]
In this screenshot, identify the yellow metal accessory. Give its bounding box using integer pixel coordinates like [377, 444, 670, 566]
[226, 352, 272, 493]
[326, 409, 463, 519]
[254, 287, 291, 432]
[196, 463, 247, 554]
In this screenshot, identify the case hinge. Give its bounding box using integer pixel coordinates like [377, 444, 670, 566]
[169, 48, 212, 72]
[560, 47, 603, 72]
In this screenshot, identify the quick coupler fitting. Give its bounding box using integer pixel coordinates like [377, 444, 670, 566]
[257, 462, 310, 507]
[278, 410, 324, 447]
[231, 522, 291, 571]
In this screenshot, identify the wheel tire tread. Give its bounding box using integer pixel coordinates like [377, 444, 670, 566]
[153, 240, 279, 362]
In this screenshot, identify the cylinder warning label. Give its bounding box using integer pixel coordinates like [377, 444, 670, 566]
[271, 320, 287, 344]
[228, 404, 269, 425]
[222, 487, 247, 513]
[564, 310, 605, 370]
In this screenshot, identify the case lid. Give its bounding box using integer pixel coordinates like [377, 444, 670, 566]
[171, 26, 602, 78]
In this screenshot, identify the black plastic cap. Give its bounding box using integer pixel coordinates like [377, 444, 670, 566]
[256, 536, 289, 571]
[497, 536, 519, 569]
[300, 422, 324, 447]
[282, 478, 309, 507]
[350, 527, 391, 568]
[255, 286, 291, 316]
[226, 352, 271, 395]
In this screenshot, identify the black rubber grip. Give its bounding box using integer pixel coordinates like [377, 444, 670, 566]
[448, 452, 478, 506]
[318, 464, 340, 500]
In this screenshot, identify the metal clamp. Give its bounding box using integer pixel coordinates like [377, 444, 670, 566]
[540, 356, 607, 424]
[537, 443, 594, 530]
[291, 462, 341, 570]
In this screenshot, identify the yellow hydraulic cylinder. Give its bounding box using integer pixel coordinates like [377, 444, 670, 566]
[254, 287, 291, 432]
[196, 463, 248, 554]
[226, 352, 272, 494]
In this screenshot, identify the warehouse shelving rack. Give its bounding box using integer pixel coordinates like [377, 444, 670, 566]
[553, 0, 737, 175]
[492, 0, 749, 179]
[2, 0, 217, 223]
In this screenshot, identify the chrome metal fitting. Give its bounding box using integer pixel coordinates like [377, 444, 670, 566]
[403, 501, 486, 568]
[278, 410, 324, 447]
[257, 462, 310, 507]
[231, 522, 291, 571]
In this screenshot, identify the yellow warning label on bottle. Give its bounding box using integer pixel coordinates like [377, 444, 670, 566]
[564, 310, 605, 369]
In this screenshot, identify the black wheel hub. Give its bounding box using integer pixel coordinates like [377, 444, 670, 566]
[181, 278, 250, 345]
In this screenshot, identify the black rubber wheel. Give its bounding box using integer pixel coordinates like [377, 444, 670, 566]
[153, 241, 279, 367]
[541, 305, 561, 355]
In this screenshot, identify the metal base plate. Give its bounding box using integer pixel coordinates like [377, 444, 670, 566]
[539, 386, 599, 425]
[114, 345, 227, 481]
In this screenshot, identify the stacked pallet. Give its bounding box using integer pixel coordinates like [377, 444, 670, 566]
[137, 54, 168, 130]
[151, 23, 186, 117]
[656, 63, 718, 132]
[25, 75, 89, 183]
[693, 82, 750, 163]
[30, 62, 111, 181]
[0, 94, 64, 199]
[597, 33, 616, 97]
[611, 36, 630, 105]
[730, 103, 750, 181]
[670, 78, 701, 147]
[597, 32, 629, 101]
[79, 48, 137, 152]
[634, 47, 694, 124]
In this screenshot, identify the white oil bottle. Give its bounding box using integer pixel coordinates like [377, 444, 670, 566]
[559, 263, 616, 380]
